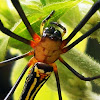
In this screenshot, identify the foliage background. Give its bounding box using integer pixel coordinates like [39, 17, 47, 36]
[0, 0, 100, 100]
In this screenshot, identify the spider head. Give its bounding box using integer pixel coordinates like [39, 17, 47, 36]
[43, 26, 62, 40]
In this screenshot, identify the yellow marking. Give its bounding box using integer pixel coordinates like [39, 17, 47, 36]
[44, 75, 50, 80]
[25, 78, 37, 100]
[46, 72, 52, 75]
[38, 69, 44, 73]
[34, 66, 40, 77]
[24, 66, 52, 100]
[30, 81, 45, 100]
[40, 23, 44, 35]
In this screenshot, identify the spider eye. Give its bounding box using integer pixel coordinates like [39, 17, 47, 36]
[49, 26, 55, 33]
[43, 27, 50, 33]
[43, 27, 62, 40]
[44, 27, 55, 34]
[54, 30, 61, 38]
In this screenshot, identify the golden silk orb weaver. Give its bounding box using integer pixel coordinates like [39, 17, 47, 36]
[0, 0, 100, 100]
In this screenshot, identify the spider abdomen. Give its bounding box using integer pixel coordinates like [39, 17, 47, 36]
[34, 37, 62, 64]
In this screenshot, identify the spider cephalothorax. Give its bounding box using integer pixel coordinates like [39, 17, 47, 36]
[34, 26, 62, 64]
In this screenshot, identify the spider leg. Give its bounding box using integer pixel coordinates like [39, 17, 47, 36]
[4, 57, 38, 100]
[59, 57, 100, 81]
[11, 0, 35, 38]
[4, 65, 29, 100]
[0, 20, 32, 45]
[40, 10, 55, 35]
[52, 63, 62, 100]
[50, 22, 66, 36]
[62, 1, 100, 47]
[62, 22, 100, 53]
[0, 51, 34, 67]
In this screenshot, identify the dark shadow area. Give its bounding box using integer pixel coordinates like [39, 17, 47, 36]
[0, 50, 17, 100]
[86, 38, 100, 94]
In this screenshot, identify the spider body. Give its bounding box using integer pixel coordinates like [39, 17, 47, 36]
[20, 62, 53, 100]
[34, 27, 62, 64]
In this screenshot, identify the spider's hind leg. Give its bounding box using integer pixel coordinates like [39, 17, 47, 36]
[52, 63, 62, 100]
[59, 57, 100, 81]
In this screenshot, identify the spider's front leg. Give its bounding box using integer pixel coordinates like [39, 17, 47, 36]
[59, 1, 100, 81]
[61, 1, 100, 52]
[62, 1, 100, 48]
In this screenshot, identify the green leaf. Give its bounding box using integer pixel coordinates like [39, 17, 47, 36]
[0, 0, 20, 29]
[61, 0, 100, 42]
[44, 0, 65, 5]
[40, 0, 46, 6]
[0, 35, 9, 61]
[21, 0, 42, 15]
[8, 0, 81, 53]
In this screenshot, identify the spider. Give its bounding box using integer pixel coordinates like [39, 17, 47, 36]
[0, 0, 100, 100]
